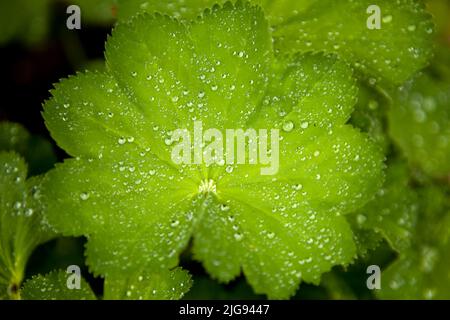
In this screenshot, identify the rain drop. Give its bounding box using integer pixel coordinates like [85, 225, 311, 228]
[282, 121, 295, 132]
[80, 192, 90, 201]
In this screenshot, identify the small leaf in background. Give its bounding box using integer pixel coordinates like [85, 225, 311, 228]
[104, 268, 192, 300]
[378, 185, 450, 299]
[0, 152, 56, 299]
[21, 269, 96, 300]
[388, 66, 450, 179]
[0, 122, 56, 176]
[42, 3, 384, 299]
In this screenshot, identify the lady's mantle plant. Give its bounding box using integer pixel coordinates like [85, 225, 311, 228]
[41, 2, 384, 298]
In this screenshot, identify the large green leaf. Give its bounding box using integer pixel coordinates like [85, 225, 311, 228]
[42, 2, 384, 298]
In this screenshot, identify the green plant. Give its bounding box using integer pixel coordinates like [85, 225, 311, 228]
[0, 0, 449, 300]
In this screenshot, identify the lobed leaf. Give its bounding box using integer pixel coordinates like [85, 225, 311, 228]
[42, 3, 384, 298]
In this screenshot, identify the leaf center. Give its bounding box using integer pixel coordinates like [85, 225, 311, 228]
[198, 179, 217, 194]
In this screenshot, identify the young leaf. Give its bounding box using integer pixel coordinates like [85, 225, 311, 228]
[0, 152, 56, 299]
[117, 0, 434, 86]
[42, 3, 384, 298]
[21, 270, 96, 300]
[104, 268, 192, 300]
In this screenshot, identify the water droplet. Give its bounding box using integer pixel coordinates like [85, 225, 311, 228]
[300, 121, 309, 129]
[25, 208, 34, 217]
[357, 214, 367, 225]
[267, 232, 275, 239]
[118, 137, 126, 145]
[234, 233, 243, 241]
[382, 15, 392, 23]
[80, 192, 90, 201]
[282, 121, 294, 132]
[220, 204, 230, 212]
[165, 138, 173, 146]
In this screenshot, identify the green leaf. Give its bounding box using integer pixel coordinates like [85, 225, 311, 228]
[0, 152, 56, 299]
[21, 270, 96, 300]
[104, 268, 192, 300]
[42, 3, 384, 299]
[348, 162, 419, 253]
[378, 185, 450, 299]
[388, 71, 450, 178]
[0, 122, 57, 176]
[117, 0, 434, 86]
[270, 0, 434, 86]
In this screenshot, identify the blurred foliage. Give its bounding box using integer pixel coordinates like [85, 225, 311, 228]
[0, 0, 52, 46]
[0, 122, 56, 176]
